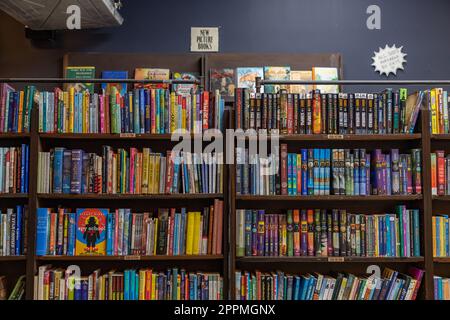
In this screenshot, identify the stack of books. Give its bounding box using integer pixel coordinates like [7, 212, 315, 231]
[38, 147, 223, 195]
[235, 267, 424, 300]
[0, 205, 27, 256]
[0, 145, 30, 194]
[35, 266, 223, 300]
[432, 215, 450, 257]
[236, 146, 422, 196]
[0, 84, 35, 133]
[236, 206, 420, 258]
[427, 88, 449, 134]
[434, 276, 450, 300]
[430, 150, 450, 195]
[36, 203, 223, 257]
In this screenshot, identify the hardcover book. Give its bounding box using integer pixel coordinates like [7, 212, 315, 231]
[312, 67, 339, 94]
[75, 208, 108, 255]
[209, 68, 235, 98]
[236, 67, 264, 93]
[172, 72, 200, 96]
[290, 70, 313, 94]
[134, 68, 170, 89]
[263, 66, 290, 94]
[65, 66, 96, 93]
[101, 70, 128, 96]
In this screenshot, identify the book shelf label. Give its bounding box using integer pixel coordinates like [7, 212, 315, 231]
[124, 255, 141, 261]
[120, 133, 136, 138]
[327, 134, 344, 140]
[328, 257, 345, 262]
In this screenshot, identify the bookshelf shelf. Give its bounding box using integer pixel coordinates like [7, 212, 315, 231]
[236, 256, 425, 263]
[0, 133, 30, 139]
[431, 134, 450, 140]
[0, 193, 28, 199]
[37, 193, 224, 200]
[36, 255, 224, 262]
[432, 196, 450, 201]
[433, 258, 450, 263]
[0, 256, 27, 261]
[39, 133, 204, 141]
[236, 195, 423, 202]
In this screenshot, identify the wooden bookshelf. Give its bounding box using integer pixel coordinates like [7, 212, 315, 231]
[0, 55, 446, 300]
[228, 90, 436, 300]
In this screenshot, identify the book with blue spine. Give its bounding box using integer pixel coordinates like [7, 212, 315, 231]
[15, 205, 22, 255]
[301, 149, 308, 195]
[106, 212, 114, 256]
[36, 208, 50, 255]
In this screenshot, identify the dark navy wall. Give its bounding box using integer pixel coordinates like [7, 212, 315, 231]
[1, 0, 449, 81]
[73, 0, 450, 80]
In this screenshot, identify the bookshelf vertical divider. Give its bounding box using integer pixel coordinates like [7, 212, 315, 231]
[421, 106, 434, 300]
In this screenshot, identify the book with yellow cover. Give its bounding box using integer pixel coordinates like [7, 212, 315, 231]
[290, 70, 313, 94]
[312, 67, 339, 94]
[134, 68, 170, 89]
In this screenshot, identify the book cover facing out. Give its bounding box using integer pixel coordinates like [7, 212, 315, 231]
[65, 66, 96, 93]
[75, 208, 108, 255]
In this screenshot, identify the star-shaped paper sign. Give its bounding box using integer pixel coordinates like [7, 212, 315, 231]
[372, 44, 407, 76]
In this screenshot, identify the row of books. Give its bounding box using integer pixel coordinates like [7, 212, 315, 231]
[0, 145, 30, 194]
[36, 203, 223, 256]
[235, 267, 424, 300]
[38, 88, 225, 134]
[0, 276, 25, 300]
[37, 148, 223, 194]
[236, 206, 420, 258]
[235, 88, 422, 135]
[0, 84, 35, 133]
[432, 215, 450, 257]
[0, 205, 27, 256]
[35, 266, 223, 300]
[210, 66, 339, 98]
[434, 276, 450, 300]
[236, 146, 422, 196]
[428, 88, 449, 134]
[431, 150, 450, 195]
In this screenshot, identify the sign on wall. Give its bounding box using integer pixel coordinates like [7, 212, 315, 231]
[190, 27, 219, 52]
[372, 44, 407, 76]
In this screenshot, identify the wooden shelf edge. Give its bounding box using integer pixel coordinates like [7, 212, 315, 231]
[38, 133, 205, 140]
[0, 193, 29, 199]
[0, 255, 27, 261]
[236, 195, 423, 201]
[275, 133, 422, 141]
[0, 133, 30, 139]
[432, 195, 450, 201]
[36, 255, 224, 261]
[236, 257, 425, 263]
[431, 134, 450, 140]
[433, 258, 450, 263]
[37, 193, 223, 200]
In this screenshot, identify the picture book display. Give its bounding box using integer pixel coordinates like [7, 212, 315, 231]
[236, 67, 264, 93]
[263, 66, 290, 94]
[134, 68, 170, 89]
[65, 66, 96, 93]
[312, 67, 339, 94]
[101, 70, 128, 96]
[209, 68, 235, 98]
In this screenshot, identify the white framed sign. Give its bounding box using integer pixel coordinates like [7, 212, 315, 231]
[190, 27, 219, 52]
